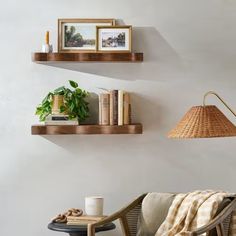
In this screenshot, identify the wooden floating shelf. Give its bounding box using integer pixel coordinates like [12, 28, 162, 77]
[31, 124, 143, 135]
[32, 52, 143, 62]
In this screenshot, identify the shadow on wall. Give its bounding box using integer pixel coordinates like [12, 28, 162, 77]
[45, 27, 183, 81]
[80, 93, 99, 125]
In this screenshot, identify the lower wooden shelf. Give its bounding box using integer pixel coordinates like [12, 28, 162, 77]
[31, 124, 143, 135]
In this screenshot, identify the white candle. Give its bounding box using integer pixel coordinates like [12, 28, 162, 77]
[42, 44, 53, 53]
[85, 196, 104, 216]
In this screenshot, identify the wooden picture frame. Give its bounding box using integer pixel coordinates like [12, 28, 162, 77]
[58, 19, 115, 53]
[96, 26, 132, 52]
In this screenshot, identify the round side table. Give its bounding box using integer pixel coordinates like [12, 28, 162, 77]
[48, 222, 116, 236]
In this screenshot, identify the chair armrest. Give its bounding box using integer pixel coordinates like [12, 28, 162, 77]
[191, 197, 236, 236]
[87, 193, 146, 236]
[94, 193, 146, 226]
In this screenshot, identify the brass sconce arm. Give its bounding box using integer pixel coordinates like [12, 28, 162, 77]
[203, 91, 236, 118]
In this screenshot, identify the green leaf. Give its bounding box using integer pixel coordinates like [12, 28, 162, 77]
[76, 88, 82, 94]
[35, 107, 42, 115]
[42, 92, 52, 104]
[69, 80, 78, 88]
[60, 105, 66, 113]
[54, 86, 65, 95]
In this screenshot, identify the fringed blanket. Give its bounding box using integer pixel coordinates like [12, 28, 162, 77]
[155, 190, 236, 236]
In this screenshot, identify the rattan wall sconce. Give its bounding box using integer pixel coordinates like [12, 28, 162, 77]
[168, 91, 236, 138]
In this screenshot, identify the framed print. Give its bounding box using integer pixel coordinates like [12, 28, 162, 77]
[58, 19, 115, 53]
[96, 26, 132, 52]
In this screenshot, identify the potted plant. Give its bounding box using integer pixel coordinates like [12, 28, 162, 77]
[35, 80, 89, 123]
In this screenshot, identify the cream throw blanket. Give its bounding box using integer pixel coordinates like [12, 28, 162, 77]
[155, 190, 236, 236]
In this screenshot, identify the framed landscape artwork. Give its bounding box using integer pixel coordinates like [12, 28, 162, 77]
[96, 26, 132, 52]
[58, 19, 115, 52]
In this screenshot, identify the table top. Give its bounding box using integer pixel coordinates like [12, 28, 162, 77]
[48, 222, 116, 233]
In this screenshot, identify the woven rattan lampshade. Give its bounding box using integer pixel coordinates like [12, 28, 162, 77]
[168, 105, 236, 138]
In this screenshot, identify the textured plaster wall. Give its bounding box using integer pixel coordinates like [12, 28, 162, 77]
[0, 0, 236, 235]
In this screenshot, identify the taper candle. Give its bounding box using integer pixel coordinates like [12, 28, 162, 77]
[45, 31, 49, 44]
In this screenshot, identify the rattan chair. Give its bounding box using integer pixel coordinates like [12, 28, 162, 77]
[87, 193, 236, 236]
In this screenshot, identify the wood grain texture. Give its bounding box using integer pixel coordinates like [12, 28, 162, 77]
[32, 52, 143, 62]
[31, 124, 143, 135]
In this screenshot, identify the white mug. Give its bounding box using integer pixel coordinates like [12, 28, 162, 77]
[85, 196, 104, 216]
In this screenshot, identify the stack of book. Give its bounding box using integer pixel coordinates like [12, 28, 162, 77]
[99, 90, 131, 126]
[45, 114, 78, 126]
[67, 215, 106, 225]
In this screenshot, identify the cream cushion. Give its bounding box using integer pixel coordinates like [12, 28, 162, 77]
[137, 192, 176, 236]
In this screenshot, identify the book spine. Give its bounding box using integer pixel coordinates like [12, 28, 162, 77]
[67, 222, 96, 225]
[110, 90, 118, 125]
[51, 117, 69, 121]
[99, 94, 102, 125]
[101, 93, 110, 125]
[129, 104, 132, 124]
[45, 123, 78, 126]
[45, 121, 78, 125]
[118, 90, 124, 126]
[123, 93, 130, 125]
[46, 115, 69, 121]
[67, 216, 105, 221]
[113, 90, 118, 125]
[110, 91, 114, 125]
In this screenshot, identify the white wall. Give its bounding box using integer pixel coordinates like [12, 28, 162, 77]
[1, 0, 236, 235]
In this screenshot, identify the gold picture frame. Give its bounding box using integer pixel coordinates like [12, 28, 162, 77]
[96, 26, 132, 52]
[58, 19, 115, 53]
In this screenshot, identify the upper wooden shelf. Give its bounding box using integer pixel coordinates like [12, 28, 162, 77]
[31, 124, 143, 135]
[32, 52, 143, 63]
